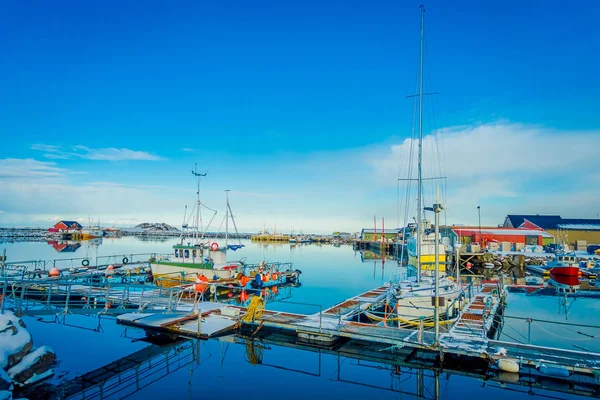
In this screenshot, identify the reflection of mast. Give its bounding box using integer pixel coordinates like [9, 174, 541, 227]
[225, 190, 229, 248]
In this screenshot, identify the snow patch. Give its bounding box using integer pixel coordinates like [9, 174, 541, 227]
[7, 347, 54, 379]
[23, 368, 53, 386]
[0, 312, 32, 369]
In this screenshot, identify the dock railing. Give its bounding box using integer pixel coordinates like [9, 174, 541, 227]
[3, 252, 156, 276]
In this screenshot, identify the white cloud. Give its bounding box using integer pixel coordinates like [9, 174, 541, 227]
[71, 145, 165, 161]
[181, 148, 195, 153]
[30, 144, 62, 152]
[372, 122, 600, 225]
[4, 122, 599, 231]
[30, 144, 164, 161]
[0, 158, 68, 180]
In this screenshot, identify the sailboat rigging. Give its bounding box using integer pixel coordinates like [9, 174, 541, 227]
[213, 190, 245, 251]
[372, 6, 461, 325]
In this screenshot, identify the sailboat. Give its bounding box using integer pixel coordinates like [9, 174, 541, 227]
[150, 166, 243, 279]
[387, 6, 461, 321]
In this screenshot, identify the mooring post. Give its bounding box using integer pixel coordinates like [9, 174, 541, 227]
[319, 305, 323, 333]
[527, 318, 532, 343]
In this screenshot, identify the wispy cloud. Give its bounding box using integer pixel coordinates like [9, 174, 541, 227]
[231, 190, 297, 199]
[31, 144, 62, 152]
[0, 158, 68, 180]
[181, 148, 195, 153]
[30, 144, 165, 161]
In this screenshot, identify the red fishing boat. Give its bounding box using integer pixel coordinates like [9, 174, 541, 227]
[546, 254, 580, 277]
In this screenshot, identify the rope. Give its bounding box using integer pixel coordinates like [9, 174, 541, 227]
[532, 321, 596, 342]
[242, 296, 264, 323]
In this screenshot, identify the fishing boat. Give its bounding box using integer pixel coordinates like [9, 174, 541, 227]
[545, 253, 580, 277]
[150, 166, 244, 279]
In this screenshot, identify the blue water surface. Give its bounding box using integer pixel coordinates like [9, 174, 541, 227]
[2, 238, 598, 399]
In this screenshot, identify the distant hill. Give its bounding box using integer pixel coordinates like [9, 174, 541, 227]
[133, 223, 179, 232]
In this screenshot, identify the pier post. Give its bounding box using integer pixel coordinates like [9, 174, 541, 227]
[319, 305, 322, 333]
[1, 279, 6, 314]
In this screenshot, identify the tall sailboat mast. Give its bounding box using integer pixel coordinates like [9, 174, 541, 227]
[192, 163, 207, 245]
[416, 5, 425, 281]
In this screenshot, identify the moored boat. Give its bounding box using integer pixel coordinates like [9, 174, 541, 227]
[546, 253, 580, 277]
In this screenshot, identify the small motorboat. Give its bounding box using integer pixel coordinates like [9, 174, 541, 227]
[545, 253, 579, 277]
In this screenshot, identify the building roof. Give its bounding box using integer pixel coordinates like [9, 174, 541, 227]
[505, 215, 600, 230]
[361, 229, 399, 235]
[453, 227, 553, 238]
[557, 224, 600, 231]
[56, 220, 82, 227]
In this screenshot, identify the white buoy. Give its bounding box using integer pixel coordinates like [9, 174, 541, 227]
[498, 358, 520, 373]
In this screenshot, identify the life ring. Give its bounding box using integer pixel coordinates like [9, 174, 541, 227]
[122, 257, 129, 264]
[82, 259, 90, 267]
[209, 285, 217, 294]
[210, 242, 219, 251]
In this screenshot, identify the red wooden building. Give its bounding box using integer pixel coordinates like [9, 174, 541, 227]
[451, 226, 553, 247]
[52, 221, 83, 232]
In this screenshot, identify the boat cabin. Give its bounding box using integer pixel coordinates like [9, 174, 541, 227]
[173, 244, 204, 259]
[556, 255, 576, 264]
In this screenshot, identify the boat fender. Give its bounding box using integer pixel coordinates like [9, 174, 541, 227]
[145, 276, 153, 283]
[82, 259, 90, 267]
[121, 277, 127, 284]
[209, 285, 217, 294]
[123, 257, 129, 265]
[497, 358, 519, 373]
[538, 364, 571, 378]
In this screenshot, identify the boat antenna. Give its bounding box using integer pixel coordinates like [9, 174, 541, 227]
[416, 5, 425, 282]
[192, 163, 207, 246]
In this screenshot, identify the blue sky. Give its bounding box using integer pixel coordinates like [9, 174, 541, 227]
[1, 0, 599, 232]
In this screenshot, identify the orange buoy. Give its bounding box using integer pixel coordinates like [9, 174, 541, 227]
[48, 268, 60, 277]
[228, 293, 233, 298]
[107, 265, 114, 270]
[261, 274, 267, 282]
[240, 290, 248, 301]
[271, 286, 278, 294]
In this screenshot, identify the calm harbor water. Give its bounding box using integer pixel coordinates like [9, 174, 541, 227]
[2, 237, 599, 399]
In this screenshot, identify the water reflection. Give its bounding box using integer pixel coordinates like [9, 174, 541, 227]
[27, 327, 598, 400]
[46, 240, 82, 253]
